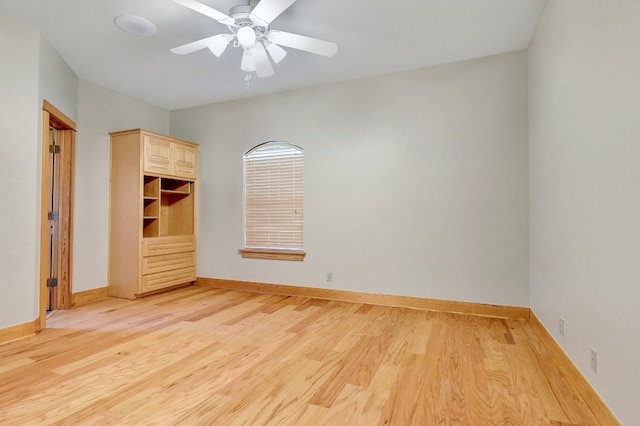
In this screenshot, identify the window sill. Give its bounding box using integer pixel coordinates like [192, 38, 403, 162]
[239, 248, 306, 261]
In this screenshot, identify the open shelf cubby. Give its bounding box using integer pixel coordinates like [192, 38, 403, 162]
[160, 186, 194, 236]
[143, 198, 159, 218]
[142, 176, 161, 238]
[161, 178, 191, 195]
[141, 176, 194, 238]
[144, 175, 159, 198]
[143, 218, 159, 238]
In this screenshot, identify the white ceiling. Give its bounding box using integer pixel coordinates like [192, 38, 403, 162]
[0, 0, 548, 110]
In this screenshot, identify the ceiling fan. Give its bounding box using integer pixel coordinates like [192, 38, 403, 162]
[171, 0, 338, 78]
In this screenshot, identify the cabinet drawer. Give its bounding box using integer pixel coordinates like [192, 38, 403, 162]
[141, 267, 196, 293]
[142, 251, 195, 275]
[143, 236, 195, 256]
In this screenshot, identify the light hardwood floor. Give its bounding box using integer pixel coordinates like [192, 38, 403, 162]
[0, 285, 600, 425]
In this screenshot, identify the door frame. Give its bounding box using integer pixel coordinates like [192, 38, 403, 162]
[37, 100, 76, 331]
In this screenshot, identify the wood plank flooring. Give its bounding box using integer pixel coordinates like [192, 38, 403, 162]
[0, 285, 600, 425]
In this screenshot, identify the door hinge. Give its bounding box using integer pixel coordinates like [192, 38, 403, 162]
[47, 278, 58, 288]
[49, 144, 60, 154]
[48, 211, 59, 221]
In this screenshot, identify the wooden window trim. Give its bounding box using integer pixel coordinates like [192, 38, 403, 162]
[239, 248, 306, 261]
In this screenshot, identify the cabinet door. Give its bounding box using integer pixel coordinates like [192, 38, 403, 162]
[143, 136, 172, 175]
[173, 142, 197, 179]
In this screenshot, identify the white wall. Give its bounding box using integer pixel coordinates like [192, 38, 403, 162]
[171, 51, 530, 307]
[39, 35, 78, 122]
[0, 13, 40, 328]
[73, 80, 170, 292]
[528, 1, 640, 423]
[0, 14, 79, 329]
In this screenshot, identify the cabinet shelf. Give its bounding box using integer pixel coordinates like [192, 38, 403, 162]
[161, 189, 190, 195]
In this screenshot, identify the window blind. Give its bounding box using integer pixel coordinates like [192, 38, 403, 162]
[244, 142, 303, 250]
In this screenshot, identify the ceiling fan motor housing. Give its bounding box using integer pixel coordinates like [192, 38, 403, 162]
[229, 5, 268, 36]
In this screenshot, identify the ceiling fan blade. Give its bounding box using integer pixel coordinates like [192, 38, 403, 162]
[241, 50, 256, 72]
[171, 35, 220, 55]
[207, 34, 235, 57]
[252, 43, 275, 78]
[267, 30, 338, 57]
[173, 0, 235, 25]
[250, 0, 297, 24]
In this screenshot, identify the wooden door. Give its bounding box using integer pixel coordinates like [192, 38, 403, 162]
[47, 127, 61, 311]
[38, 101, 76, 331]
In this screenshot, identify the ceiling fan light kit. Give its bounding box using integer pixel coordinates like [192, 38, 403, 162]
[237, 26, 258, 48]
[171, 0, 338, 79]
[265, 41, 287, 64]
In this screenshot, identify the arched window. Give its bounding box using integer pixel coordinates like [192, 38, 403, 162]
[240, 141, 305, 261]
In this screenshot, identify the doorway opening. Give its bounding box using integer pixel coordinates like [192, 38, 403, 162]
[38, 100, 76, 331]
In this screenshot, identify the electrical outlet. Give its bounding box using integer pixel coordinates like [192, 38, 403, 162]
[559, 317, 565, 337]
[326, 272, 333, 282]
[590, 348, 597, 373]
